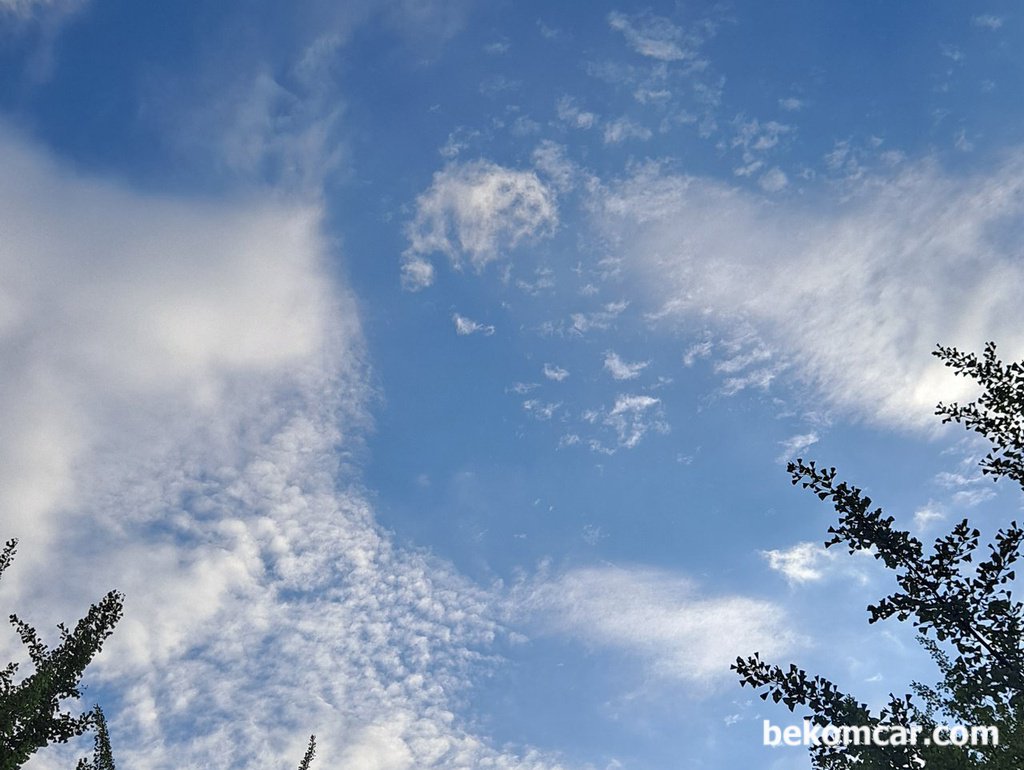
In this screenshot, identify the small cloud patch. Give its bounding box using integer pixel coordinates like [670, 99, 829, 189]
[604, 351, 649, 380]
[453, 313, 495, 336]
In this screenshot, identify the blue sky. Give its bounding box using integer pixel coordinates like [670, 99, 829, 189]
[2, 2, 1024, 769]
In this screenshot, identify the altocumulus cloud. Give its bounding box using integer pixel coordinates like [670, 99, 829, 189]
[0, 125, 571, 770]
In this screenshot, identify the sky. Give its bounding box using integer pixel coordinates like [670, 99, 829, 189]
[1, 1, 1024, 769]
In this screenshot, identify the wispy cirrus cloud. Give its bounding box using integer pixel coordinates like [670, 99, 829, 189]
[151, 0, 474, 192]
[777, 432, 820, 463]
[595, 156, 1024, 429]
[547, 300, 629, 337]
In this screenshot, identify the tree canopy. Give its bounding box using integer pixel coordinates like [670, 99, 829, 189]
[0, 539, 319, 770]
[734, 343, 1024, 768]
[0, 538, 123, 770]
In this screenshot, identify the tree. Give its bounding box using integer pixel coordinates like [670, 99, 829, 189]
[296, 736, 316, 770]
[0, 538, 123, 770]
[733, 342, 1024, 768]
[909, 634, 1024, 768]
[0, 538, 318, 770]
[74, 707, 115, 770]
[73, 716, 318, 770]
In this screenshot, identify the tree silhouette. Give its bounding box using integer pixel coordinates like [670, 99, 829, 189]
[296, 735, 316, 770]
[734, 343, 1024, 768]
[0, 538, 319, 769]
[74, 707, 115, 770]
[0, 538, 123, 770]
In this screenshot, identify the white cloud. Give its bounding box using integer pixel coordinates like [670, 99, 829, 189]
[532, 140, 578, 193]
[778, 97, 804, 112]
[0, 126, 332, 556]
[940, 43, 964, 64]
[603, 117, 652, 145]
[561, 300, 629, 336]
[759, 167, 788, 192]
[713, 339, 773, 374]
[400, 255, 436, 291]
[402, 161, 558, 288]
[913, 504, 947, 532]
[0, 0, 88, 81]
[955, 128, 975, 152]
[516, 266, 556, 294]
[719, 367, 780, 395]
[556, 96, 597, 130]
[524, 566, 800, 686]
[604, 394, 666, 448]
[682, 340, 712, 366]
[761, 542, 834, 583]
[934, 470, 982, 488]
[0, 125, 565, 770]
[603, 351, 649, 380]
[150, 0, 474, 191]
[0, 0, 74, 15]
[440, 127, 479, 159]
[634, 87, 672, 104]
[731, 119, 792, 174]
[180, 63, 346, 192]
[594, 157, 1024, 429]
[607, 11, 696, 62]
[776, 432, 819, 463]
[972, 14, 1003, 30]
[708, 332, 785, 396]
[953, 487, 996, 507]
[378, 0, 473, 46]
[543, 363, 570, 381]
[558, 433, 581, 448]
[523, 399, 561, 420]
[933, 469, 997, 507]
[762, 542, 875, 587]
[452, 313, 495, 336]
[575, 393, 667, 453]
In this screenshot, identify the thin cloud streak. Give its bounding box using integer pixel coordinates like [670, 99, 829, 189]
[523, 566, 801, 687]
